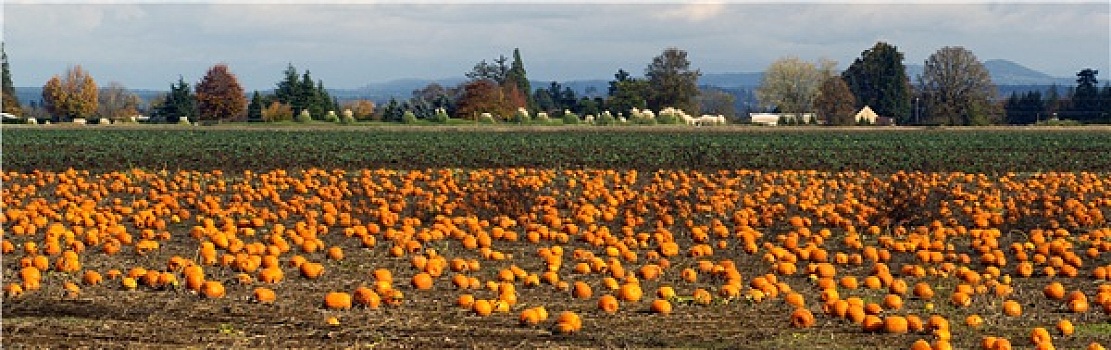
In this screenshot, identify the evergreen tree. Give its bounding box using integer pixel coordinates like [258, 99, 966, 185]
[505, 48, 534, 110]
[841, 42, 912, 124]
[1003, 90, 1045, 125]
[247, 91, 264, 122]
[1, 43, 21, 116]
[1071, 68, 1100, 121]
[1045, 84, 1061, 116]
[607, 71, 650, 115]
[299, 71, 316, 117]
[274, 64, 301, 110]
[156, 76, 196, 123]
[533, 88, 555, 113]
[383, 98, 403, 122]
[645, 48, 701, 114]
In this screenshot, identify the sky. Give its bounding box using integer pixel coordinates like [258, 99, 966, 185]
[2, 1, 1109, 91]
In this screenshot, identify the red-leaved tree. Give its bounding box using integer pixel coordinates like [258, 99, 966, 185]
[195, 64, 247, 122]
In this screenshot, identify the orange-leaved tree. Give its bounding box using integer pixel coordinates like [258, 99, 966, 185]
[42, 65, 98, 121]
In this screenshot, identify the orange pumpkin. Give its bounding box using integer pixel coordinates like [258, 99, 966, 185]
[411, 272, 434, 290]
[650, 299, 673, 315]
[554, 311, 583, 334]
[324, 292, 352, 310]
[862, 315, 885, 333]
[572, 281, 593, 299]
[789, 308, 815, 328]
[253, 287, 277, 304]
[618, 283, 643, 302]
[354, 287, 381, 309]
[201, 280, 225, 298]
[82, 270, 103, 285]
[1030, 327, 1052, 345]
[1044, 282, 1066, 300]
[1056, 319, 1074, 336]
[1002, 300, 1022, 316]
[965, 314, 984, 329]
[883, 316, 909, 333]
[519, 308, 542, 326]
[472, 299, 494, 316]
[598, 294, 619, 314]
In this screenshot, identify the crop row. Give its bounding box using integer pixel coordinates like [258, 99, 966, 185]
[4, 127, 1111, 173]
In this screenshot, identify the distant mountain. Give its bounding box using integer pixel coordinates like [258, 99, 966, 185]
[699, 72, 764, 88]
[905, 59, 1073, 86]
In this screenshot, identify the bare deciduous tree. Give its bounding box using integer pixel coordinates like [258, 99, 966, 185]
[98, 82, 141, 120]
[918, 46, 999, 125]
[756, 57, 836, 114]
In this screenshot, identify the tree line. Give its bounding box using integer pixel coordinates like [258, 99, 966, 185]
[760, 43, 1111, 126]
[3, 41, 1109, 125]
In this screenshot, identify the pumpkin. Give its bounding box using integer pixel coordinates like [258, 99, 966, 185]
[82, 270, 103, 285]
[951, 291, 972, 307]
[1069, 298, 1089, 313]
[1002, 300, 1022, 316]
[657, 286, 677, 300]
[456, 294, 475, 309]
[650, 299, 673, 315]
[1056, 319, 1074, 336]
[882, 294, 903, 310]
[789, 308, 815, 328]
[384, 289, 404, 306]
[555, 311, 582, 334]
[201, 280, 225, 298]
[598, 294, 619, 314]
[326, 246, 344, 260]
[354, 287, 381, 308]
[1044, 282, 1066, 300]
[883, 316, 908, 333]
[991, 338, 1013, 350]
[472, 299, 493, 316]
[121, 277, 139, 290]
[411, 272, 434, 290]
[253, 287, 277, 304]
[910, 339, 932, 350]
[373, 268, 393, 283]
[259, 267, 284, 284]
[572, 281, 592, 299]
[1030, 327, 1052, 345]
[519, 308, 542, 326]
[913, 282, 935, 300]
[965, 314, 984, 329]
[861, 315, 885, 332]
[692, 288, 713, 306]
[324, 292, 352, 310]
[784, 292, 805, 308]
[906, 315, 925, 333]
[299, 262, 324, 279]
[5, 283, 24, 298]
[618, 283, 643, 302]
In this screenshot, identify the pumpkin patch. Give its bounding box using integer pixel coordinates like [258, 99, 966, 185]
[2, 128, 1110, 348]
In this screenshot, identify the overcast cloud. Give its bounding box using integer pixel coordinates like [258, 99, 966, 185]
[2, 1, 1108, 91]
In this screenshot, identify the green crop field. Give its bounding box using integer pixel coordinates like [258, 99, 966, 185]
[3, 126, 1110, 173]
